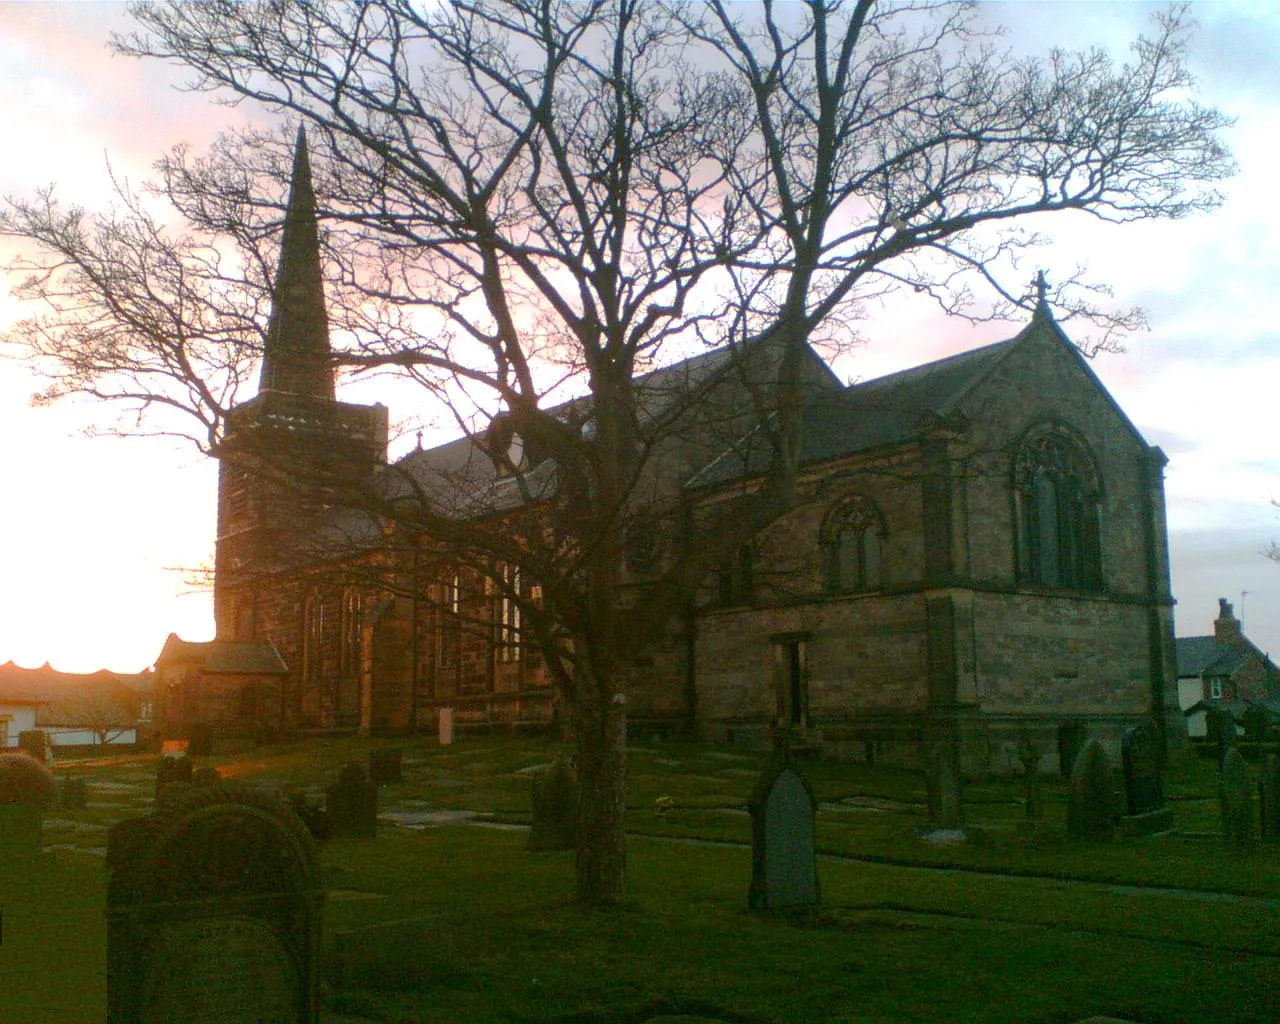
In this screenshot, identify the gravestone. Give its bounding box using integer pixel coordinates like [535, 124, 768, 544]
[193, 766, 222, 788]
[156, 755, 193, 795]
[1057, 722, 1086, 779]
[1207, 708, 1238, 767]
[1120, 724, 1173, 836]
[59, 776, 88, 811]
[1016, 737, 1049, 841]
[369, 748, 403, 785]
[748, 755, 820, 912]
[1260, 754, 1280, 841]
[438, 707, 455, 746]
[187, 723, 213, 757]
[924, 743, 964, 831]
[1220, 747, 1253, 846]
[18, 730, 49, 764]
[1066, 739, 1121, 841]
[106, 784, 323, 1024]
[325, 763, 377, 840]
[527, 758, 579, 852]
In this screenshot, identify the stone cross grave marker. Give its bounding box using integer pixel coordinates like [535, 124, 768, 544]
[106, 784, 323, 1024]
[1066, 738, 1120, 841]
[1259, 754, 1280, 841]
[749, 755, 819, 912]
[1220, 747, 1254, 846]
[1120, 723, 1173, 835]
[326, 762, 378, 840]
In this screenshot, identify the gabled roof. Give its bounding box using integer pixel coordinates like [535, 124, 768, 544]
[687, 331, 1021, 489]
[156, 635, 288, 675]
[389, 336, 836, 515]
[1175, 635, 1251, 678]
[0, 662, 143, 716]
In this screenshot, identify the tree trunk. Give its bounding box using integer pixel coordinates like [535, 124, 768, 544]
[574, 684, 627, 906]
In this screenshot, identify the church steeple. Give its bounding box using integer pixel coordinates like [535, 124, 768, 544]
[260, 126, 334, 399]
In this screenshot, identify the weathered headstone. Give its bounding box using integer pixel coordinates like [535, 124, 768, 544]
[369, 748, 403, 785]
[1066, 739, 1121, 841]
[193, 766, 222, 788]
[187, 722, 213, 757]
[1220, 747, 1254, 846]
[748, 755, 820, 912]
[924, 743, 964, 831]
[59, 776, 88, 811]
[1120, 723, 1173, 835]
[1208, 708, 1238, 767]
[1057, 722, 1085, 779]
[1259, 754, 1280, 841]
[325, 763, 377, 840]
[156, 756, 193, 796]
[106, 784, 323, 1024]
[527, 758, 578, 852]
[18, 730, 49, 764]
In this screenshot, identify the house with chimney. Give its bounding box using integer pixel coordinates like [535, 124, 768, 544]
[1176, 598, 1280, 738]
[187, 128, 1182, 772]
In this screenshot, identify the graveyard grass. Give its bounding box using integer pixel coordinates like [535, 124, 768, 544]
[13, 736, 1279, 1023]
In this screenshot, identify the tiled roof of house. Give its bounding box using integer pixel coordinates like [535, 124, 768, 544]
[0, 663, 144, 725]
[155, 635, 288, 675]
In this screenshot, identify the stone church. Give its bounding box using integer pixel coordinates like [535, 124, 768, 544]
[188, 132, 1180, 773]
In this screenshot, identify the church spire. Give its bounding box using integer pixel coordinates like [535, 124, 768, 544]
[260, 126, 334, 399]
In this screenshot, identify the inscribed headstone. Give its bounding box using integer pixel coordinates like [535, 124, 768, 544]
[106, 784, 323, 1024]
[748, 757, 819, 911]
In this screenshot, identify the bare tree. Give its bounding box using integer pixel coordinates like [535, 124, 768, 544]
[2, 0, 1230, 904]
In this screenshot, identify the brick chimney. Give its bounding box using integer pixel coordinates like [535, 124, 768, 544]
[1214, 597, 1243, 645]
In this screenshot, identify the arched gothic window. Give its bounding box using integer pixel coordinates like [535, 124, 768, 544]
[1013, 427, 1102, 591]
[820, 497, 883, 594]
[339, 588, 362, 676]
[302, 590, 324, 691]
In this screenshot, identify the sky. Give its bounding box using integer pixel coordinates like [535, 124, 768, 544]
[0, 1, 1278, 673]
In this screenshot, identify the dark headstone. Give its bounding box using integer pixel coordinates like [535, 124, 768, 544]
[1066, 739, 1121, 841]
[1057, 722, 1086, 779]
[1243, 706, 1272, 743]
[749, 756, 820, 912]
[187, 723, 213, 757]
[156, 756, 193, 796]
[368, 748, 403, 786]
[1207, 708, 1238, 767]
[1220, 747, 1253, 846]
[1260, 755, 1280, 841]
[18, 730, 48, 764]
[59, 777, 88, 811]
[925, 743, 964, 830]
[527, 758, 579, 852]
[1016, 737, 1050, 841]
[1121, 724, 1162, 815]
[193, 766, 222, 788]
[106, 784, 323, 1024]
[287, 791, 331, 842]
[325, 763, 377, 840]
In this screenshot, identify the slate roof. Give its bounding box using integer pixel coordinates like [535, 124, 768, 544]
[1175, 636, 1251, 678]
[155, 635, 288, 675]
[687, 332, 1021, 489]
[389, 336, 822, 515]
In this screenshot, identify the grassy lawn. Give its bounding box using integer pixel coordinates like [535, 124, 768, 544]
[8, 736, 1278, 1023]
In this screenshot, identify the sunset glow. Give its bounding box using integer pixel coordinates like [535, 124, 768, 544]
[2, 2, 1280, 672]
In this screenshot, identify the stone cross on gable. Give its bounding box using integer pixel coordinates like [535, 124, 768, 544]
[1033, 270, 1049, 305]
